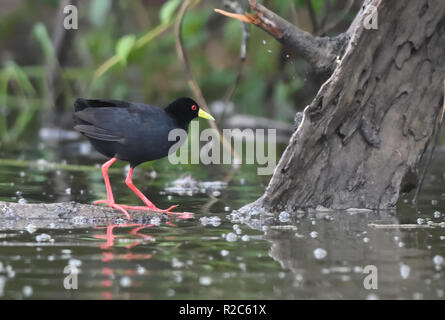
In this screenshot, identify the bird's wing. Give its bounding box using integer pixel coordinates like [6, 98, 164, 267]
[74, 124, 124, 142]
[74, 98, 131, 112]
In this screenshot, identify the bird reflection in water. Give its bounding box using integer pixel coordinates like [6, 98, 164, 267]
[92, 213, 193, 299]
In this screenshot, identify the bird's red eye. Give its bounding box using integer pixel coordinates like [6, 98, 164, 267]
[191, 105, 197, 111]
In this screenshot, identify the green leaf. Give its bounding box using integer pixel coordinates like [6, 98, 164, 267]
[32, 23, 55, 60]
[159, 0, 181, 25]
[115, 34, 136, 66]
[89, 0, 112, 27]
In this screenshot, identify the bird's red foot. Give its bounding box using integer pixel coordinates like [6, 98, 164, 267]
[93, 200, 131, 220]
[93, 201, 190, 219]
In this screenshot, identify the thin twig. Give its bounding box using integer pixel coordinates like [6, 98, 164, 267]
[318, 0, 354, 36]
[290, 1, 299, 26]
[412, 79, 445, 206]
[175, 0, 241, 163]
[220, 0, 250, 123]
[306, 0, 318, 34]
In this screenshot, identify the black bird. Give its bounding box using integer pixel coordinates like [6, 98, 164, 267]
[73, 97, 214, 219]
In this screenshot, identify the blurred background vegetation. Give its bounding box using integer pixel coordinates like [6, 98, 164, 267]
[0, 0, 359, 157]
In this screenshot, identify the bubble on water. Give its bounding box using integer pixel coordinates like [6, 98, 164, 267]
[314, 248, 327, 260]
[69, 259, 82, 268]
[0, 277, 4, 297]
[172, 258, 184, 268]
[226, 232, 237, 242]
[137, 265, 146, 275]
[167, 195, 172, 201]
[172, 270, 183, 283]
[353, 266, 363, 273]
[200, 216, 221, 227]
[241, 235, 250, 242]
[235, 228, 242, 235]
[25, 224, 37, 234]
[417, 218, 425, 225]
[366, 293, 379, 300]
[120, 276, 132, 287]
[19, 171, 26, 178]
[199, 276, 212, 286]
[279, 211, 290, 222]
[6, 265, 15, 278]
[440, 236, 445, 241]
[166, 288, 175, 297]
[413, 292, 423, 300]
[267, 49, 272, 53]
[400, 263, 410, 279]
[220, 250, 229, 257]
[61, 249, 71, 255]
[433, 255, 444, 265]
[433, 211, 441, 218]
[65, 188, 71, 195]
[22, 286, 33, 297]
[262, 40, 266, 45]
[212, 190, 221, 197]
[224, 206, 230, 212]
[363, 237, 370, 243]
[432, 199, 438, 205]
[36, 233, 52, 242]
[310, 231, 318, 238]
[398, 242, 405, 248]
[239, 178, 245, 185]
[148, 170, 157, 179]
[18, 198, 27, 204]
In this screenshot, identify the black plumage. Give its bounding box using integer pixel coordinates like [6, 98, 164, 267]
[74, 97, 201, 167]
[72, 97, 214, 218]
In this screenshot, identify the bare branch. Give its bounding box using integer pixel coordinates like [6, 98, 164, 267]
[318, 0, 354, 36]
[215, 0, 348, 75]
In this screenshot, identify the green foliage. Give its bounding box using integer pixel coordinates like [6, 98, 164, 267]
[32, 23, 55, 60]
[88, 0, 112, 27]
[160, 0, 182, 25]
[0, 61, 42, 147]
[116, 34, 136, 66]
[0, 0, 353, 150]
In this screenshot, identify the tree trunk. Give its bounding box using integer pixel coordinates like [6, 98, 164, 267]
[232, 0, 445, 212]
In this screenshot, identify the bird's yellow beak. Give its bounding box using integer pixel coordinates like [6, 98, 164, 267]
[198, 109, 215, 120]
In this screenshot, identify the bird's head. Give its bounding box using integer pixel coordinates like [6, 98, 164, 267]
[166, 97, 214, 123]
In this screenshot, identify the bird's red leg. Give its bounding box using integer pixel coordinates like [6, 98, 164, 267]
[124, 167, 178, 213]
[93, 158, 131, 219]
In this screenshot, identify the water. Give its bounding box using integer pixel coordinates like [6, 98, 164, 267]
[0, 145, 445, 299]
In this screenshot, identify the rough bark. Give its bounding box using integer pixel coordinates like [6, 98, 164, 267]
[239, 0, 445, 212]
